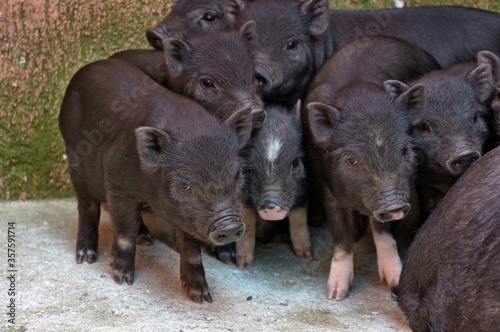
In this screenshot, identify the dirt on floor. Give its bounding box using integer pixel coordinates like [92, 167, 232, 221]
[0, 199, 412, 332]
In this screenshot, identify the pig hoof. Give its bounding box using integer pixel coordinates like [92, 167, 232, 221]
[182, 282, 213, 304]
[326, 286, 349, 301]
[113, 272, 134, 285]
[136, 232, 155, 246]
[217, 243, 236, 265]
[76, 248, 97, 264]
[235, 255, 254, 269]
[188, 290, 213, 304]
[379, 267, 401, 288]
[326, 254, 354, 301]
[294, 247, 314, 260]
[377, 255, 402, 287]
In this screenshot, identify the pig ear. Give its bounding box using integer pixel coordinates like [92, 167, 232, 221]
[466, 64, 494, 103]
[146, 27, 166, 51]
[305, 101, 339, 143]
[224, 106, 254, 149]
[384, 80, 410, 99]
[385, 80, 425, 113]
[135, 127, 172, 170]
[162, 38, 192, 74]
[300, 0, 330, 36]
[476, 51, 500, 77]
[239, 20, 259, 56]
[291, 99, 302, 128]
[225, 0, 246, 25]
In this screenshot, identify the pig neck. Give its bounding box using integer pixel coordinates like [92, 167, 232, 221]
[163, 72, 188, 96]
[417, 163, 458, 196]
[312, 24, 338, 72]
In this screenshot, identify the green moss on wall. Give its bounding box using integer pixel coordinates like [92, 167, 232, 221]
[0, 0, 499, 200]
[0, 0, 174, 199]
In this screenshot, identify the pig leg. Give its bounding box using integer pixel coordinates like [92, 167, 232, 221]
[236, 206, 257, 268]
[371, 219, 402, 287]
[107, 196, 141, 285]
[177, 232, 212, 303]
[137, 220, 155, 245]
[324, 190, 355, 301]
[288, 205, 313, 260]
[75, 197, 101, 264]
[103, 203, 154, 245]
[216, 242, 236, 265]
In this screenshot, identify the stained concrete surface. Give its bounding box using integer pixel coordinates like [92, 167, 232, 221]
[0, 199, 412, 331]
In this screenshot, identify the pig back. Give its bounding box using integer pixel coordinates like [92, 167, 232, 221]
[59, 59, 236, 201]
[306, 35, 440, 103]
[329, 6, 500, 68]
[60, 59, 226, 147]
[397, 145, 500, 332]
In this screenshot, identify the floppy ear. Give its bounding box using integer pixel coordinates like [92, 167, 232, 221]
[146, 27, 166, 51]
[384, 80, 425, 114]
[225, 0, 246, 26]
[466, 64, 494, 103]
[300, 0, 330, 36]
[135, 127, 172, 170]
[162, 38, 192, 74]
[238, 20, 259, 56]
[224, 106, 254, 149]
[305, 101, 339, 144]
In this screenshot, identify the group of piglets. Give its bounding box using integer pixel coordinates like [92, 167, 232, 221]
[59, 0, 500, 328]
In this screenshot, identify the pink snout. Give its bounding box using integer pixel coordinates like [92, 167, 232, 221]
[258, 206, 289, 221]
[373, 203, 410, 222]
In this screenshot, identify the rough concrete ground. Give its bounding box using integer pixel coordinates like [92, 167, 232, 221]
[0, 199, 411, 332]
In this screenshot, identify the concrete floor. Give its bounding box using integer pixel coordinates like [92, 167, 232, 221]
[0, 199, 411, 332]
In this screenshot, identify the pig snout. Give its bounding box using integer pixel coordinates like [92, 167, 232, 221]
[446, 150, 480, 175]
[209, 215, 245, 246]
[257, 195, 289, 221]
[254, 58, 282, 93]
[373, 203, 411, 222]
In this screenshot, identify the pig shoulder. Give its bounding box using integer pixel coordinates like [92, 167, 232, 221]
[109, 49, 168, 86]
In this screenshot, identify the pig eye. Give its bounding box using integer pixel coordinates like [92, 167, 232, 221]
[292, 158, 301, 169]
[178, 179, 191, 191]
[285, 40, 298, 50]
[401, 147, 409, 158]
[472, 113, 479, 124]
[201, 12, 217, 22]
[201, 78, 215, 89]
[346, 158, 358, 166]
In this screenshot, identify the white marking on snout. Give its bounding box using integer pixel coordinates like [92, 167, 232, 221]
[266, 136, 283, 164]
[375, 134, 384, 147]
